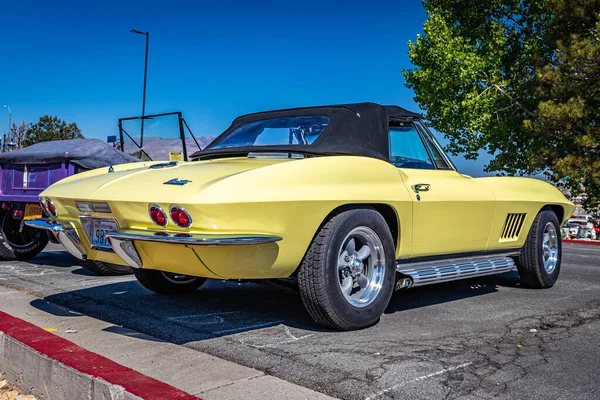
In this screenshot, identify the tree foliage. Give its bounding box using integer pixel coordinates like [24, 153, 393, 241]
[403, 0, 600, 211]
[21, 116, 83, 148]
[8, 121, 31, 149]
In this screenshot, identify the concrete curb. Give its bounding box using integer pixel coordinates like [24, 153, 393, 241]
[0, 288, 335, 400]
[0, 332, 132, 400]
[563, 239, 600, 246]
[0, 311, 200, 400]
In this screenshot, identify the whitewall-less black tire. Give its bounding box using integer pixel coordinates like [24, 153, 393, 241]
[79, 260, 133, 276]
[298, 208, 396, 330]
[516, 209, 561, 288]
[134, 268, 205, 294]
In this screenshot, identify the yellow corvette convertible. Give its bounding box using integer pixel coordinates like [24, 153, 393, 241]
[28, 103, 574, 330]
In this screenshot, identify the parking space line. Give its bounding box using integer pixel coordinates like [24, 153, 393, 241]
[365, 362, 473, 400]
[214, 320, 284, 335]
[283, 325, 314, 342]
[243, 335, 316, 349]
[237, 325, 315, 349]
[167, 311, 239, 321]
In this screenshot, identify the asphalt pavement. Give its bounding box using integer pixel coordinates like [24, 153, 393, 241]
[0, 243, 599, 399]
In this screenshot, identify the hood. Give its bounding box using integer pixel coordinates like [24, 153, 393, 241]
[42, 158, 288, 203]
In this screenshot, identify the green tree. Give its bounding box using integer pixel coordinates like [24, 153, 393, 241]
[403, 0, 600, 210]
[21, 116, 83, 147]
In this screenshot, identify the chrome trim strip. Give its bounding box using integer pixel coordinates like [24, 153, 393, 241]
[106, 230, 282, 269]
[396, 253, 517, 287]
[105, 230, 283, 246]
[75, 201, 112, 213]
[24, 218, 87, 260]
[23, 218, 59, 232]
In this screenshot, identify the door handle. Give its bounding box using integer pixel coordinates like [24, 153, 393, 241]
[411, 183, 430, 193]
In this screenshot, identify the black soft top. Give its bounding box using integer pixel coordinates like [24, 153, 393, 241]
[0, 138, 140, 170]
[192, 102, 422, 161]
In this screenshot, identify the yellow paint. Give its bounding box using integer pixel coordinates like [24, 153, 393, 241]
[40, 155, 574, 279]
[398, 169, 496, 257]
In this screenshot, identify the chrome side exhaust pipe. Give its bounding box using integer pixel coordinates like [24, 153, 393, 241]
[396, 252, 518, 288]
[394, 276, 413, 291]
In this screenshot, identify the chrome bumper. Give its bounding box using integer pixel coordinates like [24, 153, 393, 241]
[106, 230, 283, 269]
[24, 218, 87, 260]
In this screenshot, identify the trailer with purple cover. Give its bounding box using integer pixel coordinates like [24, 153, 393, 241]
[0, 139, 139, 275]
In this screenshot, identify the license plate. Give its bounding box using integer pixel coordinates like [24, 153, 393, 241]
[24, 203, 43, 220]
[90, 219, 118, 251]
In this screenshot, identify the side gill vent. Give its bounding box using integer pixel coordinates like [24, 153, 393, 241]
[500, 213, 527, 241]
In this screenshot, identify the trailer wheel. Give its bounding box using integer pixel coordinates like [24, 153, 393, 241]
[0, 212, 49, 261]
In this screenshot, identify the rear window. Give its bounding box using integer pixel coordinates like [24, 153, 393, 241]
[211, 116, 329, 149]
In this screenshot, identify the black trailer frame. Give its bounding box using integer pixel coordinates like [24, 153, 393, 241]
[117, 111, 200, 161]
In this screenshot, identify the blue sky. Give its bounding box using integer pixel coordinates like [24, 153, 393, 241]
[0, 0, 490, 175]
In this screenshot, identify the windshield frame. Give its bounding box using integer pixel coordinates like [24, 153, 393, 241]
[207, 115, 331, 150]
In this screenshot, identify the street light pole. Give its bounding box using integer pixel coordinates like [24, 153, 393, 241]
[3, 105, 11, 152]
[130, 29, 149, 150]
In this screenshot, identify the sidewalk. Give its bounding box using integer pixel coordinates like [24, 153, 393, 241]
[0, 287, 335, 400]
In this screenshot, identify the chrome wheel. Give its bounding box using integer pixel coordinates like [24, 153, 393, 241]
[337, 226, 386, 308]
[542, 222, 559, 274]
[160, 271, 198, 285]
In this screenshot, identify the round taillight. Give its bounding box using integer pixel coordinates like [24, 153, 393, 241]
[46, 199, 57, 217]
[148, 205, 167, 227]
[169, 206, 192, 228]
[39, 198, 48, 214]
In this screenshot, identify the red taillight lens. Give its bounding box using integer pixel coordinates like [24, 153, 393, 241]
[39, 198, 47, 214]
[169, 206, 191, 228]
[46, 199, 57, 217]
[1, 202, 10, 211]
[149, 205, 167, 227]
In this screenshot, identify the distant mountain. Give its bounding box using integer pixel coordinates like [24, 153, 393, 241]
[123, 136, 215, 161]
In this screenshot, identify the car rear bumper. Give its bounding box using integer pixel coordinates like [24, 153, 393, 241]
[106, 230, 282, 269]
[24, 218, 87, 260]
[25, 219, 286, 278]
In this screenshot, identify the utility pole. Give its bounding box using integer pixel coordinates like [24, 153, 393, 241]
[130, 29, 149, 149]
[3, 105, 11, 152]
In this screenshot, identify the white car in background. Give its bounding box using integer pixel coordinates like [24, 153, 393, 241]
[566, 215, 596, 239]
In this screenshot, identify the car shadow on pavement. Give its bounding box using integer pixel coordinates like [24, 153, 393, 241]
[26, 248, 106, 277]
[31, 271, 522, 344]
[30, 298, 85, 317]
[24, 250, 78, 269]
[33, 279, 327, 344]
[69, 267, 101, 277]
[25, 248, 94, 276]
[386, 271, 520, 313]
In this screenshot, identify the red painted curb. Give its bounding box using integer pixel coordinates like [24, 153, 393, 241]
[563, 239, 600, 246]
[0, 311, 201, 400]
